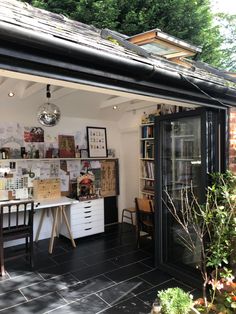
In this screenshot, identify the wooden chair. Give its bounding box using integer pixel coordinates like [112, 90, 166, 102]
[0, 200, 34, 276]
[135, 197, 154, 248]
[120, 207, 136, 240]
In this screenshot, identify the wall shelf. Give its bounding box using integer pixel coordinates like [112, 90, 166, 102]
[0, 157, 117, 162]
[139, 123, 155, 199]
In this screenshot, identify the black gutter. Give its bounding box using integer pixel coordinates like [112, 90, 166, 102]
[0, 21, 235, 107]
[0, 47, 231, 109]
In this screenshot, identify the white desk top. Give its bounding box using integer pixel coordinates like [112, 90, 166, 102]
[34, 197, 79, 209]
[0, 197, 79, 212]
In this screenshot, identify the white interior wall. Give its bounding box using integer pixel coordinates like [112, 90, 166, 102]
[118, 105, 158, 220]
[0, 86, 160, 222]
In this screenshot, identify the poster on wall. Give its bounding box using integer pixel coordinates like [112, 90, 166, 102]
[58, 135, 75, 158]
[100, 160, 118, 197]
[24, 127, 44, 142]
[87, 127, 107, 158]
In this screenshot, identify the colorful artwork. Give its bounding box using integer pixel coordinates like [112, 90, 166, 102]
[24, 127, 44, 142]
[58, 135, 75, 158]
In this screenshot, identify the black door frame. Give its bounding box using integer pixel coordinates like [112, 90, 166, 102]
[154, 107, 227, 287]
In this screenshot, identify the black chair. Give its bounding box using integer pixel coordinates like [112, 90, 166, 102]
[135, 197, 154, 248]
[0, 200, 34, 276]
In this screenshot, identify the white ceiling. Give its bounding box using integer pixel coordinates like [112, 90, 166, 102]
[0, 70, 194, 121]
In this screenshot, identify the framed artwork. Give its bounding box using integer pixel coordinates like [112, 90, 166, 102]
[58, 135, 75, 158]
[100, 159, 119, 197]
[87, 127, 107, 158]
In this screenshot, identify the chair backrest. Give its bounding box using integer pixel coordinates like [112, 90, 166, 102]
[0, 200, 34, 237]
[135, 198, 154, 214]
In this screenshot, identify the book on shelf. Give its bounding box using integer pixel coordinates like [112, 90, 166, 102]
[143, 180, 154, 192]
[142, 160, 154, 179]
[141, 125, 154, 138]
[144, 141, 154, 159]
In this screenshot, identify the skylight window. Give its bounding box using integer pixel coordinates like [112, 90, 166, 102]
[128, 29, 202, 60]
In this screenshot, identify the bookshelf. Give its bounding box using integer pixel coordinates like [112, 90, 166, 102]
[139, 122, 155, 199]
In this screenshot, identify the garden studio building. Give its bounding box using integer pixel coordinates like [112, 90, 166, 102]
[0, 0, 235, 286]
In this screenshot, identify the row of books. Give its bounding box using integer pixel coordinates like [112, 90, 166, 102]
[141, 141, 154, 159]
[142, 180, 154, 193]
[141, 160, 154, 179]
[141, 125, 154, 139]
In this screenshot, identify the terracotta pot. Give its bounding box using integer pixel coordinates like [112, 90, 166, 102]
[150, 303, 161, 314]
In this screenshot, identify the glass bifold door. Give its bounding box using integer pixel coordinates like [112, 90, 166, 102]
[154, 108, 224, 285]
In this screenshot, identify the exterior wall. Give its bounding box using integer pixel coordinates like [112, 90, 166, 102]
[229, 108, 236, 173]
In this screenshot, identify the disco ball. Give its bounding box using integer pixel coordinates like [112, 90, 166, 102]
[37, 102, 61, 127]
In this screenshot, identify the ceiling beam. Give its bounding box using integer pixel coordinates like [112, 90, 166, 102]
[20, 82, 45, 99]
[51, 87, 76, 100]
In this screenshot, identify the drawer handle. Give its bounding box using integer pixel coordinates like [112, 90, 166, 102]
[85, 216, 91, 218]
[84, 211, 91, 214]
[84, 206, 92, 209]
[85, 227, 92, 231]
[85, 221, 92, 224]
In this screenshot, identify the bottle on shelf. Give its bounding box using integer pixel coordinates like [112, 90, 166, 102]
[141, 112, 148, 124]
[75, 145, 80, 158]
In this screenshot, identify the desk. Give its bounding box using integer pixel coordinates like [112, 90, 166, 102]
[34, 197, 77, 254]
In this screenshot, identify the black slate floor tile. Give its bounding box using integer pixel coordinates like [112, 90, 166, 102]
[38, 258, 88, 280]
[139, 268, 173, 286]
[20, 273, 78, 300]
[114, 243, 138, 255]
[72, 260, 119, 282]
[105, 262, 151, 283]
[97, 276, 153, 305]
[4, 257, 34, 278]
[101, 296, 150, 314]
[79, 238, 120, 253]
[51, 247, 93, 264]
[5, 253, 58, 278]
[0, 223, 197, 313]
[0, 292, 66, 314]
[58, 275, 114, 302]
[49, 294, 109, 314]
[81, 248, 123, 266]
[0, 272, 44, 295]
[0, 290, 26, 310]
[34, 242, 68, 256]
[111, 250, 151, 267]
[141, 257, 155, 268]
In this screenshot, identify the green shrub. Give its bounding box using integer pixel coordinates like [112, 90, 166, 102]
[158, 287, 193, 314]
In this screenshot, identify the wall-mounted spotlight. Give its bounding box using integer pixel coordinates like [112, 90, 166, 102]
[8, 91, 15, 97]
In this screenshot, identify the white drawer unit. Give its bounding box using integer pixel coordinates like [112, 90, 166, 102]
[60, 198, 104, 239]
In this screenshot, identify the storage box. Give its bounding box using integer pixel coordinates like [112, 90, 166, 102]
[33, 178, 61, 200]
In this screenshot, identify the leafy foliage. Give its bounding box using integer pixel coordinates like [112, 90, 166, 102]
[165, 171, 236, 312]
[20, 0, 230, 69]
[214, 13, 236, 71]
[158, 287, 193, 314]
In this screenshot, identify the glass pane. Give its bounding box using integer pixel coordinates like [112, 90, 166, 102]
[162, 116, 201, 268]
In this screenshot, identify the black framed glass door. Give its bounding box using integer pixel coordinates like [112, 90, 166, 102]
[154, 108, 225, 285]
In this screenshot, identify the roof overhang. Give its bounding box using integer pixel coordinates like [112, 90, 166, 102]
[0, 20, 234, 109]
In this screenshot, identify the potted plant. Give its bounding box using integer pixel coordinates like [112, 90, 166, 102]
[164, 171, 236, 313]
[152, 287, 195, 314]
